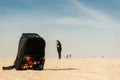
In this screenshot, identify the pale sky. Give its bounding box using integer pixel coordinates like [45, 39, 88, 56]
[0, 0, 120, 58]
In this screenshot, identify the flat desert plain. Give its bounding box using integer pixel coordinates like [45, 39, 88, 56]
[0, 58, 120, 80]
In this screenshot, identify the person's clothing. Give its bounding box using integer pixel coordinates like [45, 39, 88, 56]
[57, 48, 61, 59]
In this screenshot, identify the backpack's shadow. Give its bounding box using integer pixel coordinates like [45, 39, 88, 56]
[44, 68, 78, 71]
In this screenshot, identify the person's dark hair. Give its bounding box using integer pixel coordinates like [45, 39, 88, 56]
[56, 40, 61, 44]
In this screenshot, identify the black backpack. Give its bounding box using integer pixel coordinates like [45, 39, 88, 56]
[3, 33, 46, 70]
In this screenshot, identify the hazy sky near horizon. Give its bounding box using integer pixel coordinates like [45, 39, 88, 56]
[0, 0, 120, 58]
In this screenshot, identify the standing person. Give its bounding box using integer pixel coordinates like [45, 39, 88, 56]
[70, 54, 71, 58]
[56, 40, 62, 59]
